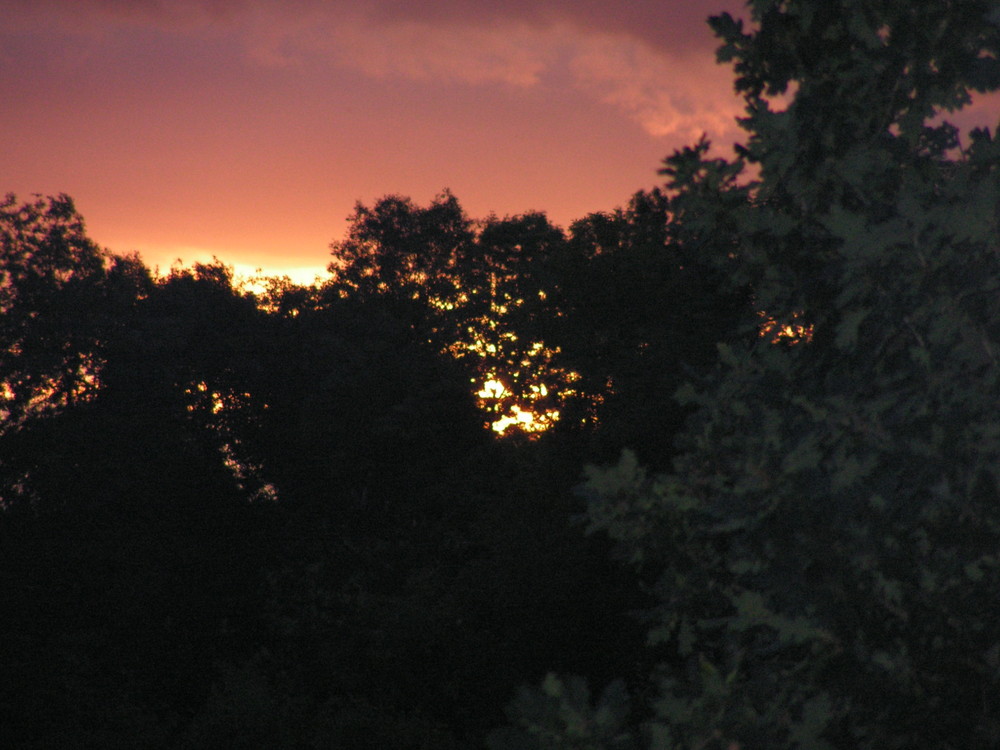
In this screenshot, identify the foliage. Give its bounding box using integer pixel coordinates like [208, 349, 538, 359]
[21, 4, 1000, 745]
[452, 211, 572, 434]
[554, 189, 750, 467]
[324, 188, 745, 444]
[0, 193, 146, 433]
[328, 190, 473, 313]
[0, 190, 657, 747]
[515, 1, 1000, 748]
[488, 674, 635, 750]
[0, 241, 280, 746]
[328, 193, 594, 435]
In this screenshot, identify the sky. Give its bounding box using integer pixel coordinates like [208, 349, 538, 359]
[5, 1, 1000, 283]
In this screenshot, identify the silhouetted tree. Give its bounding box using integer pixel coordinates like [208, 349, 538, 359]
[548, 188, 748, 468]
[0, 193, 144, 435]
[0, 238, 278, 746]
[327, 193, 591, 436]
[496, 1, 1000, 748]
[328, 190, 473, 316]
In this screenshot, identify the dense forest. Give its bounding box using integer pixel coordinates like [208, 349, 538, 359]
[4, 1, 1000, 748]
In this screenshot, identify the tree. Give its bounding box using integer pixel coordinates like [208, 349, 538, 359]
[327, 193, 594, 436]
[502, 1, 1000, 748]
[451, 212, 577, 435]
[328, 190, 473, 314]
[552, 189, 749, 468]
[0, 253, 281, 747]
[0, 193, 138, 434]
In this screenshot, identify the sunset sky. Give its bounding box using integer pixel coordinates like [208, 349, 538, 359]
[5, 0, 1000, 282]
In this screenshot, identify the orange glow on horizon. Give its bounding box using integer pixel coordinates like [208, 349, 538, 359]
[2, 0, 767, 288]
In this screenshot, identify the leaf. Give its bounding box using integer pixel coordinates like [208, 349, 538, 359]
[964, 560, 986, 582]
[969, 57, 1000, 93]
[789, 693, 837, 750]
[781, 433, 822, 474]
[835, 307, 868, 350]
[583, 449, 646, 497]
[678, 617, 697, 657]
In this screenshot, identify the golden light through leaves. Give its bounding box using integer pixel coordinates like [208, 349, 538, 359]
[475, 374, 562, 434]
[0, 353, 104, 432]
[185, 380, 278, 502]
[442, 288, 579, 435]
[423, 265, 583, 436]
[758, 311, 814, 344]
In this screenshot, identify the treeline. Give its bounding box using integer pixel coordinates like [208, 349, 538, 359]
[0, 181, 742, 748]
[5, 0, 1000, 747]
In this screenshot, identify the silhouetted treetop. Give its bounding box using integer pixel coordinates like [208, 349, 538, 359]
[0, 193, 152, 433]
[328, 189, 473, 307]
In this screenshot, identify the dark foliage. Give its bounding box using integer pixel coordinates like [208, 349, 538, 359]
[1, 180, 723, 746]
[499, 2, 1000, 749]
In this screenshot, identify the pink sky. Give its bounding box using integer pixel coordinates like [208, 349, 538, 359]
[4, 1, 999, 282]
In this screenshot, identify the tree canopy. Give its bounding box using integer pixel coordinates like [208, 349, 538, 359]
[1, 180, 727, 746]
[496, 1, 1000, 748]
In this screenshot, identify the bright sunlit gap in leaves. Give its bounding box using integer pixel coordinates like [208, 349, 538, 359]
[758, 311, 814, 344]
[432, 282, 586, 437]
[0, 353, 103, 431]
[475, 376, 560, 434]
[464, 336, 591, 436]
[455, 332, 570, 436]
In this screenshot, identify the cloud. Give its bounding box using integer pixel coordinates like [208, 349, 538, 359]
[287, 14, 558, 86]
[228, 5, 745, 140]
[356, 0, 747, 56]
[5, 0, 744, 53]
[4, 0, 243, 32]
[314, 15, 744, 142]
[6, 0, 747, 140]
[568, 33, 742, 141]
[38, 0, 735, 51]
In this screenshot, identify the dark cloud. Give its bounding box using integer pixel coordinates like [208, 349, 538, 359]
[364, 0, 748, 54]
[4, 0, 746, 55]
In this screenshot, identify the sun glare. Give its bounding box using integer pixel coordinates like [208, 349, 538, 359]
[455, 321, 577, 436]
[232, 264, 327, 294]
[474, 373, 563, 434]
[423, 271, 586, 437]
